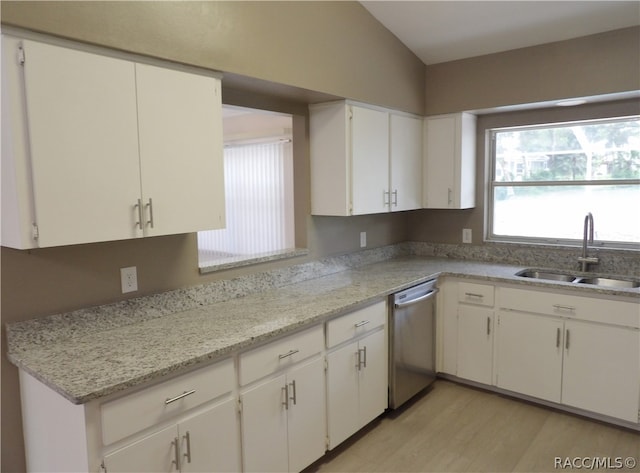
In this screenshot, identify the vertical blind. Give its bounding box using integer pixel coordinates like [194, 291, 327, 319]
[198, 140, 294, 266]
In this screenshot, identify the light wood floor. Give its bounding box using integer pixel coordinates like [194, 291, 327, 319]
[305, 380, 640, 473]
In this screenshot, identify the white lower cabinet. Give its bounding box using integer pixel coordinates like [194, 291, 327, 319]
[326, 301, 388, 450]
[327, 329, 387, 449]
[495, 311, 563, 403]
[496, 286, 640, 424]
[239, 325, 326, 473]
[562, 320, 639, 422]
[103, 399, 239, 473]
[457, 305, 494, 385]
[455, 282, 496, 385]
[240, 358, 326, 473]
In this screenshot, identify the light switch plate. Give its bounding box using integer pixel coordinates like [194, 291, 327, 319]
[462, 228, 472, 244]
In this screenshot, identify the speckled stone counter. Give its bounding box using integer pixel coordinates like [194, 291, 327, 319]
[6, 254, 640, 405]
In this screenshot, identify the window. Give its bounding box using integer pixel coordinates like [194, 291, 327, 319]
[488, 116, 640, 247]
[197, 107, 296, 269]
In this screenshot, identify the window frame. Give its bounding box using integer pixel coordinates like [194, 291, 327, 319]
[486, 115, 640, 249]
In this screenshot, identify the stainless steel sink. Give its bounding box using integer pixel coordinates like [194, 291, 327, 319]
[516, 269, 640, 288]
[515, 269, 577, 282]
[575, 277, 640, 288]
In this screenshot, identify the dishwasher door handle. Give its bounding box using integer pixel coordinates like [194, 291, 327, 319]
[394, 289, 438, 309]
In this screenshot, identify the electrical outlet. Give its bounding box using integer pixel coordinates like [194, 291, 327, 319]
[360, 231, 367, 248]
[462, 228, 472, 244]
[121, 266, 138, 293]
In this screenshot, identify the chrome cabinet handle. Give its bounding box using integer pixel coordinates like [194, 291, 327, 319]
[282, 384, 289, 410]
[278, 349, 299, 359]
[134, 199, 143, 230]
[172, 437, 180, 470]
[486, 317, 491, 335]
[355, 320, 370, 328]
[556, 328, 561, 348]
[145, 198, 154, 228]
[565, 329, 570, 350]
[289, 380, 297, 406]
[355, 350, 361, 370]
[465, 292, 484, 299]
[553, 304, 575, 312]
[383, 190, 390, 205]
[165, 389, 196, 405]
[392, 189, 398, 206]
[357, 346, 367, 370]
[448, 188, 452, 205]
[183, 431, 192, 464]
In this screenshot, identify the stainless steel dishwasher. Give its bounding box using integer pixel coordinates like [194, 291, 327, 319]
[389, 279, 438, 409]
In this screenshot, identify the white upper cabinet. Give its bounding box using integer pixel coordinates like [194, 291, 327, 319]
[423, 112, 476, 209]
[390, 113, 423, 212]
[1, 36, 224, 249]
[309, 100, 422, 216]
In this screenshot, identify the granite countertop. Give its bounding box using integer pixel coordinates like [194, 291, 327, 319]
[6, 256, 640, 405]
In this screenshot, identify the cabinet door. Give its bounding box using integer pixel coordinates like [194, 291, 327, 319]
[390, 114, 422, 212]
[179, 400, 240, 473]
[21, 40, 142, 247]
[135, 63, 225, 237]
[562, 321, 640, 423]
[495, 311, 563, 403]
[457, 305, 494, 384]
[326, 340, 360, 449]
[103, 425, 176, 473]
[423, 115, 455, 209]
[358, 329, 388, 426]
[286, 358, 327, 472]
[240, 374, 289, 473]
[350, 105, 389, 215]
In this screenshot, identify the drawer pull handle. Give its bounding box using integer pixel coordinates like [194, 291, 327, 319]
[357, 346, 367, 370]
[134, 199, 144, 230]
[172, 437, 180, 470]
[279, 349, 299, 359]
[183, 431, 192, 464]
[465, 292, 484, 299]
[282, 384, 289, 410]
[565, 329, 570, 350]
[165, 389, 196, 405]
[289, 380, 297, 406]
[355, 320, 370, 328]
[486, 317, 491, 335]
[553, 304, 575, 312]
[556, 328, 561, 348]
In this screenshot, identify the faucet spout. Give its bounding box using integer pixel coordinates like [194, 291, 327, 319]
[578, 212, 599, 271]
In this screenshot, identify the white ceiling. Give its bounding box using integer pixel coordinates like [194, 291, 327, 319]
[360, 1, 640, 65]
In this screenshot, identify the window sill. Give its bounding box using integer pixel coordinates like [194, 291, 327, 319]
[199, 248, 309, 274]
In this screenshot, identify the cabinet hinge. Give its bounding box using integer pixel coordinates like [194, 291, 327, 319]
[324, 358, 328, 372]
[17, 46, 25, 65]
[100, 460, 107, 473]
[325, 436, 330, 450]
[32, 223, 39, 240]
[238, 398, 243, 415]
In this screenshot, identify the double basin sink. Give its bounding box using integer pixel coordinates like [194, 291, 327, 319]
[516, 269, 640, 289]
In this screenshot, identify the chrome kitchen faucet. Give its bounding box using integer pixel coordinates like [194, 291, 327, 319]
[578, 212, 599, 272]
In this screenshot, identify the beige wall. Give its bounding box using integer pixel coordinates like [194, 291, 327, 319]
[2, 2, 639, 471]
[425, 26, 640, 115]
[1, 0, 426, 114]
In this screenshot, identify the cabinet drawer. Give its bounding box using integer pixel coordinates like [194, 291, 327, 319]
[499, 287, 640, 328]
[101, 358, 233, 445]
[458, 282, 494, 307]
[326, 300, 387, 348]
[239, 325, 324, 386]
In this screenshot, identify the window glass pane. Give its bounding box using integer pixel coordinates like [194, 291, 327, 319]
[495, 119, 640, 182]
[493, 184, 640, 243]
